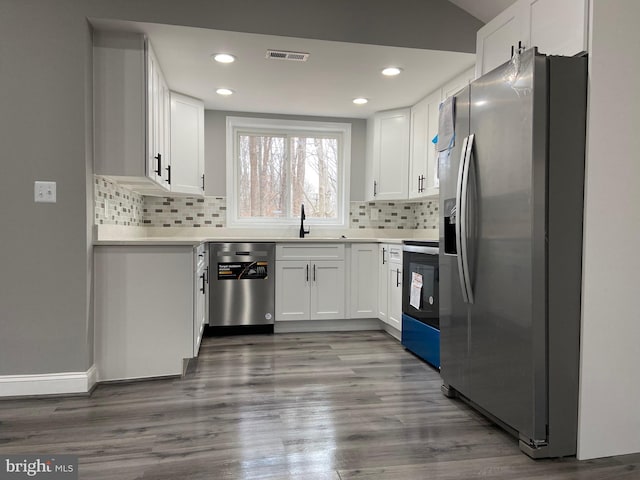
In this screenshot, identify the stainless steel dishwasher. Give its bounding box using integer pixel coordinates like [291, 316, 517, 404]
[209, 242, 275, 328]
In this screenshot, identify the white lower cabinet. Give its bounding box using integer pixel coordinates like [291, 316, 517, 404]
[387, 259, 403, 331]
[348, 243, 378, 318]
[310, 261, 346, 320]
[276, 260, 345, 321]
[275, 244, 345, 321]
[94, 244, 201, 381]
[193, 243, 208, 356]
[378, 244, 403, 335]
[377, 244, 389, 322]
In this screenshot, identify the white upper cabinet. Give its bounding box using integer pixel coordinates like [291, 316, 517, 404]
[170, 92, 205, 196]
[476, 0, 588, 78]
[441, 67, 475, 101]
[407, 66, 474, 200]
[409, 89, 442, 199]
[148, 43, 171, 190]
[94, 31, 171, 194]
[370, 108, 410, 201]
[475, 1, 525, 78]
[525, 0, 588, 58]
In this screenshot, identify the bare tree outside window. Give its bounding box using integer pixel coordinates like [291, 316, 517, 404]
[238, 133, 339, 220]
[238, 134, 286, 218]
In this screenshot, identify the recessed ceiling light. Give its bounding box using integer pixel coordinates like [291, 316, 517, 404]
[212, 53, 236, 64]
[353, 98, 368, 105]
[216, 88, 234, 96]
[382, 67, 403, 76]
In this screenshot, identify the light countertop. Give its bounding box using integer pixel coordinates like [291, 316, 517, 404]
[93, 225, 437, 247]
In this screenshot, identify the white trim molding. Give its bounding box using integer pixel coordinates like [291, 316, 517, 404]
[0, 365, 97, 397]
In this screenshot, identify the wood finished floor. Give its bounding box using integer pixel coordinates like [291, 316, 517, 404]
[1, 331, 639, 479]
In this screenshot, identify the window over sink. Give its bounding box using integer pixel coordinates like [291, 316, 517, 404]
[226, 116, 351, 228]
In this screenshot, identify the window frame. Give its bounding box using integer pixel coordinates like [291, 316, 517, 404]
[226, 116, 351, 229]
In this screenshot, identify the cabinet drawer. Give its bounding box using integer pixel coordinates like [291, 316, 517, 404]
[276, 243, 345, 261]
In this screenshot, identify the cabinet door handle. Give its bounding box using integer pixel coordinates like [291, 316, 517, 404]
[396, 268, 401, 287]
[205, 266, 209, 284]
[201, 174, 205, 191]
[313, 264, 316, 282]
[373, 180, 377, 197]
[154, 153, 162, 175]
[382, 248, 386, 265]
[200, 273, 206, 293]
[306, 264, 309, 282]
[165, 165, 171, 185]
[511, 45, 514, 57]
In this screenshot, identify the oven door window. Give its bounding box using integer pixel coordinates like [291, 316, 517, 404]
[403, 255, 439, 329]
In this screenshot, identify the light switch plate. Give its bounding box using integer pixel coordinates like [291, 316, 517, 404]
[34, 181, 57, 203]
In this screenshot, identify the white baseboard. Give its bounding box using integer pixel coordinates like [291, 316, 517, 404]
[274, 318, 382, 333]
[380, 322, 401, 341]
[0, 365, 97, 397]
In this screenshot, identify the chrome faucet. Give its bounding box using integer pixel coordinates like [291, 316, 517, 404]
[299, 204, 310, 238]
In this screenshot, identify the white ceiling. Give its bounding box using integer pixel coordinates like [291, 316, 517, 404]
[448, 0, 518, 23]
[91, 19, 475, 119]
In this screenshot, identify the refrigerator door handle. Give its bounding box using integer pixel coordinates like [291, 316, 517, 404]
[460, 134, 475, 304]
[455, 136, 470, 303]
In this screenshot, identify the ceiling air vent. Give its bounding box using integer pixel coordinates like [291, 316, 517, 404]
[265, 49, 310, 62]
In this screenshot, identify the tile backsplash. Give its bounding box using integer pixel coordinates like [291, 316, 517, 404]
[94, 176, 439, 230]
[143, 196, 226, 227]
[94, 176, 144, 226]
[350, 201, 438, 230]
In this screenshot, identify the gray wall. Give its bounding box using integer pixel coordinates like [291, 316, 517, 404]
[83, 0, 481, 53]
[204, 111, 367, 200]
[0, 1, 93, 375]
[0, 0, 480, 376]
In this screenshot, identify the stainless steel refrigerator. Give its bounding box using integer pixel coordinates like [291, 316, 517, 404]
[438, 48, 587, 458]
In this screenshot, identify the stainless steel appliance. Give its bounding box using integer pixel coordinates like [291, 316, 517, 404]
[401, 241, 440, 368]
[439, 48, 587, 458]
[209, 243, 275, 328]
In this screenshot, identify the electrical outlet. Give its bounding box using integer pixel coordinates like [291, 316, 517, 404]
[34, 181, 56, 203]
[370, 207, 379, 221]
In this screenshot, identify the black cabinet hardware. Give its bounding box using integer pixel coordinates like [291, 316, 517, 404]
[200, 273, 206, 293]
[382, 248, 386, 264]
[306, 264, 309, 282]
[373, 180, 377, 196]
[201, 174, 205, 191]
[154, 153, 162, 175]
[396, 268, 401, 287]
[313, 264, 316, 282]
[165, 165, 171, 185]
